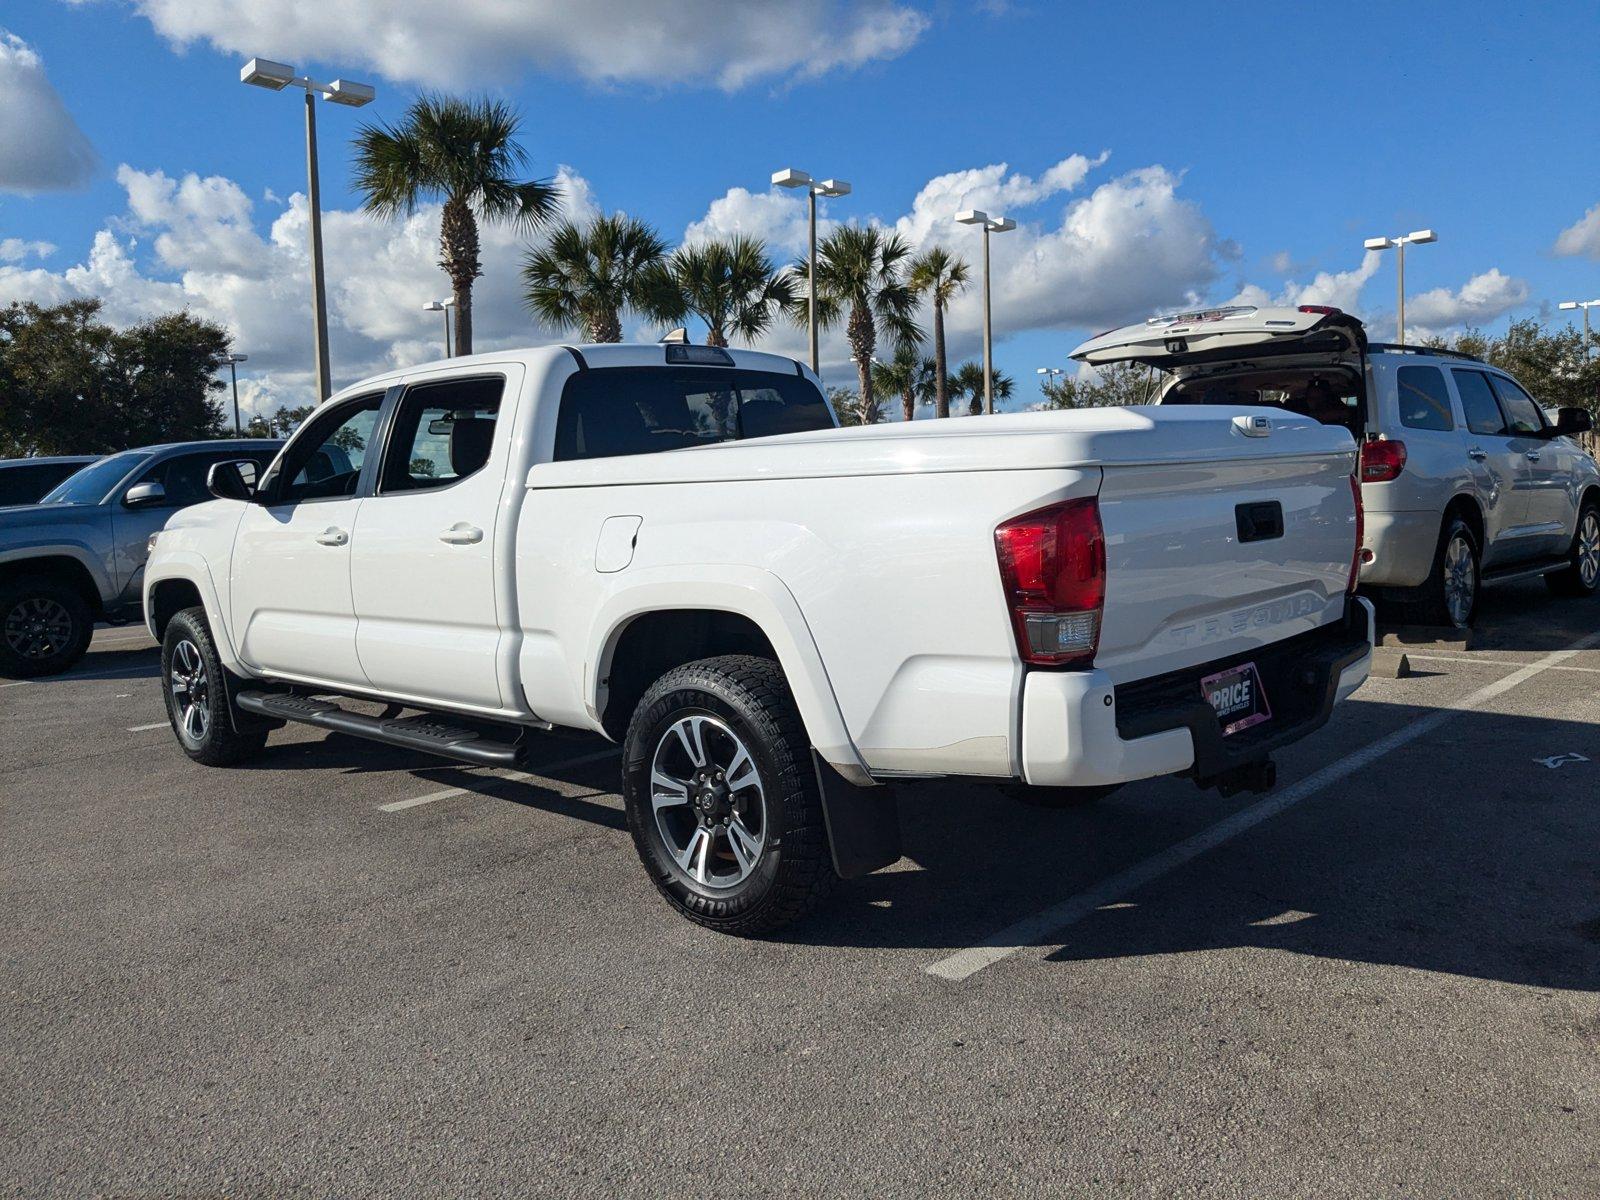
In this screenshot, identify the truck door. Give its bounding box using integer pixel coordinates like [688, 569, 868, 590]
[348, 370, 514, 712]
[231, 394, 384, 686]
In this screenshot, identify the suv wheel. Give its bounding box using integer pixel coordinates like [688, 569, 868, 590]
[1546, 500, 1600, 598]
[1416, 517, 1479, 628]
[0, 575, 93, 678]
[621, 655, 834, 936]
[160, 608, 268, 766]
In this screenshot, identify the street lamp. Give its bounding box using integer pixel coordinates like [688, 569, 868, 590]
[1558, 299, 1600, 361]
[241, 57, 376, 402]
[222, 353, 248, 435]
[772, 168, 851, 373]
[956, 209, 1017, 414]
[423, 299, 456, 358]
[1037, 367, 1065, 384]
[1363, 228, 1436, 346]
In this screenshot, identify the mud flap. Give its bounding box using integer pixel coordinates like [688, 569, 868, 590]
[812, 751, 901, 879]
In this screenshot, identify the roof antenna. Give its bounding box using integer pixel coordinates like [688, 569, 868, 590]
[659, 327, 690, 345]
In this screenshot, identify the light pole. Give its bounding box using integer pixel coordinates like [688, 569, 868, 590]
[241, 58, 375, 401]
[423, 299, 456, 358]
[1558, 299, 1600, 361]
[956, 209, 1016, 414]
[772, 168, 851, 374]
[1363, 228, 1436, 346]
[223, 353, 248, 434]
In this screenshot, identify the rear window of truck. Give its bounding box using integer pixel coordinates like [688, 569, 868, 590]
[553, 367, 834, 461]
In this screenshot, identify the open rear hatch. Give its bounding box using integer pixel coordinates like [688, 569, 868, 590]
[1070, 304, 1366, 370]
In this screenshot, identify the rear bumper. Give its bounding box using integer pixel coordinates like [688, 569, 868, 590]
[1359, 509, 1438, 588]
[1020, 598, 1374, 788]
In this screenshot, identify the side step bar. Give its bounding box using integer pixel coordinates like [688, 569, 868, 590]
[235, 691, 521, 766]
[1481, 556, 1569, 587]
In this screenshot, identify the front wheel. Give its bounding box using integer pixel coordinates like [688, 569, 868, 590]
[0, 576, 92, 678]
[1546, 501, 1599, 598]
[161, 608, 267, 766]
[621, 655, 834, 936]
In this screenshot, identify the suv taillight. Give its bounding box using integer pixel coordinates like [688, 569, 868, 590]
[1348, 473, 1364, 595]
[994, 498, 1106, 667]
[1359, 438, 1407, 482]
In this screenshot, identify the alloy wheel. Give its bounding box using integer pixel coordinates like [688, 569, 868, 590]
[649, 714, 768, 890]
[169, 639, 211, 743]
[3, 596, 73, 661]
[1578, 512, 1599, 589]
[1443, 533, 1476, 626]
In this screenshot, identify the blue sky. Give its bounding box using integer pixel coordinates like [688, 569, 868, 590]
[2, 0, 1597, 417]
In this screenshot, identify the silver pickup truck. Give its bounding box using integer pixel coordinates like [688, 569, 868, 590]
[0, 439, 281, 677]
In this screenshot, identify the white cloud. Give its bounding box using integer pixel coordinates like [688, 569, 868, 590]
[0, 237, 56, 261]
[1227, 251, 1383, 313]
[103, 0, 929, 90]
[1405, 268, 1529, 337]
[0, 162, 599, 420]
[1553, 202, 1600, 260]
[0, 31, 97, 194]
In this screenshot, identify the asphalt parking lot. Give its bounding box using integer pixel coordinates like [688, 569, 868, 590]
[4, 588, 1598, 1198]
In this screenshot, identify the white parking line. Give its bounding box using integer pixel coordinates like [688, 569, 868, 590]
[378, 747, 621, 813]
[1, 666, 161, 689]
[1405, 652, 1600, 675]
[924, 628, 1600, 983]
[127, 721, 169, 732]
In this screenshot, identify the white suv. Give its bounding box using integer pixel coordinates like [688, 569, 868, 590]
[1072, 306, 1600, 626]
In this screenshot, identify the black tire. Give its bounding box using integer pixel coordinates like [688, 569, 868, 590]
[0, 574, 93, 679]
[1414, 516, 1479, 628]
[160, 608, 267, 766]
[1545, 500, 1600, 598]
[1004, 783, 1122, 808]
[621, 655, 834, 936]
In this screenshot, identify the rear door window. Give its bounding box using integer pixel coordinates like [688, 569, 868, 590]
[554, 367, 834, 462]
[1452, 371, 1508, 437]
[1395, 366, 1454, 432]
[1487, 375, 1545, 435]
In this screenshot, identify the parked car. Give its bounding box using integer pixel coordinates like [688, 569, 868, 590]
[0, 456, 101, 507]
[1073, 305, 1600, 626]
[144, 343, 1372, 934]
[0, 439, 282, 677]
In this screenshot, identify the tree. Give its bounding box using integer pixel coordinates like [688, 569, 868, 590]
[828, 386, 882, 427]
[667, 236, 796, 347]
[1039, 361, 1161, 410]
[521, 213, 681, 342]
[798, 226, 921, 418]
[950, 361, 1014, 415]
[243, 404, 315, 439]
[0, 299, 229, 456]
[907, 247, 969, 418]
[871, 345, 934, 423]
[353, 93, 559, 356]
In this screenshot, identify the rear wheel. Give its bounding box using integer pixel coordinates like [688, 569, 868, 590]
[0, 575, 92, 678]
[622, 655, 833, 936]
[1545, 501, 1599, 598]
[161, 608, 267, 766]
[1415, 516, 1479, 628]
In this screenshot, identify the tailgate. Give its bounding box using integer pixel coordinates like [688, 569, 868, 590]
[1094, 428, 1358, 684]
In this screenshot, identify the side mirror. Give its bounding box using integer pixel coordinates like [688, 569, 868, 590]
[1554, 407, 1594, 437]
[207, 460, 257, 502]
[123, 480, 167, 508]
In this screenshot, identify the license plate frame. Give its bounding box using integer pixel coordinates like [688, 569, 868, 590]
[1200, 661, 1271, 735]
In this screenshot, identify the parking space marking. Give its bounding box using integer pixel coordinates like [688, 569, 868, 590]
[1406, 652, 1600, 675]
[127, 722, 169, 733]
[378, 747, 621, 813]
[925, 627, 1600, 983]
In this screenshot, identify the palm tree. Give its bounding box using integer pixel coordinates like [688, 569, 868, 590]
[871, 345, 934, 423]
[908, 247, 970, 418]
[352, 94, 559, 357]
[521, 213, 681, 342]
[668, 236, 796, 347]
[797, 226, 921, 415]
[951, 362, 1014, 415]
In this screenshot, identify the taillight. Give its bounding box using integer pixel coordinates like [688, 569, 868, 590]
[1359, 438, 1407, 482]
[1348, 473, 1364, 595]
[994, 498, 1106, 667]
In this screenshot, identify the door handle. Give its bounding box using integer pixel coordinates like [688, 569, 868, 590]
[1525, 451, 1541, 462]
[438, 524, 484, 545]
[316, 527, 349, 547]
[1467, 447, 1487, 461]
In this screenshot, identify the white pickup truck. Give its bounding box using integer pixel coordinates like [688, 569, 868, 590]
[144, 342, 1373, 934]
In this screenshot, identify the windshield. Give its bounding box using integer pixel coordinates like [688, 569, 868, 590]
[38, 450, 149, 506]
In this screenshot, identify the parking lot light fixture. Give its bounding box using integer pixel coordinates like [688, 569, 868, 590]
[773, 168, 851, 373]
[1363, 228, 1437, 346]
[240, 57, 376, 401]
[956, 210, 1017, 414]
[423, 299, 456, 357]
[1558, 299, 1600, 361]
[222, 353, 248, 435]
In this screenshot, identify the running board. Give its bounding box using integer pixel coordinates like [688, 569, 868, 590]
[1481, 557, 1567, 587]
[235, 691, 522, 766]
